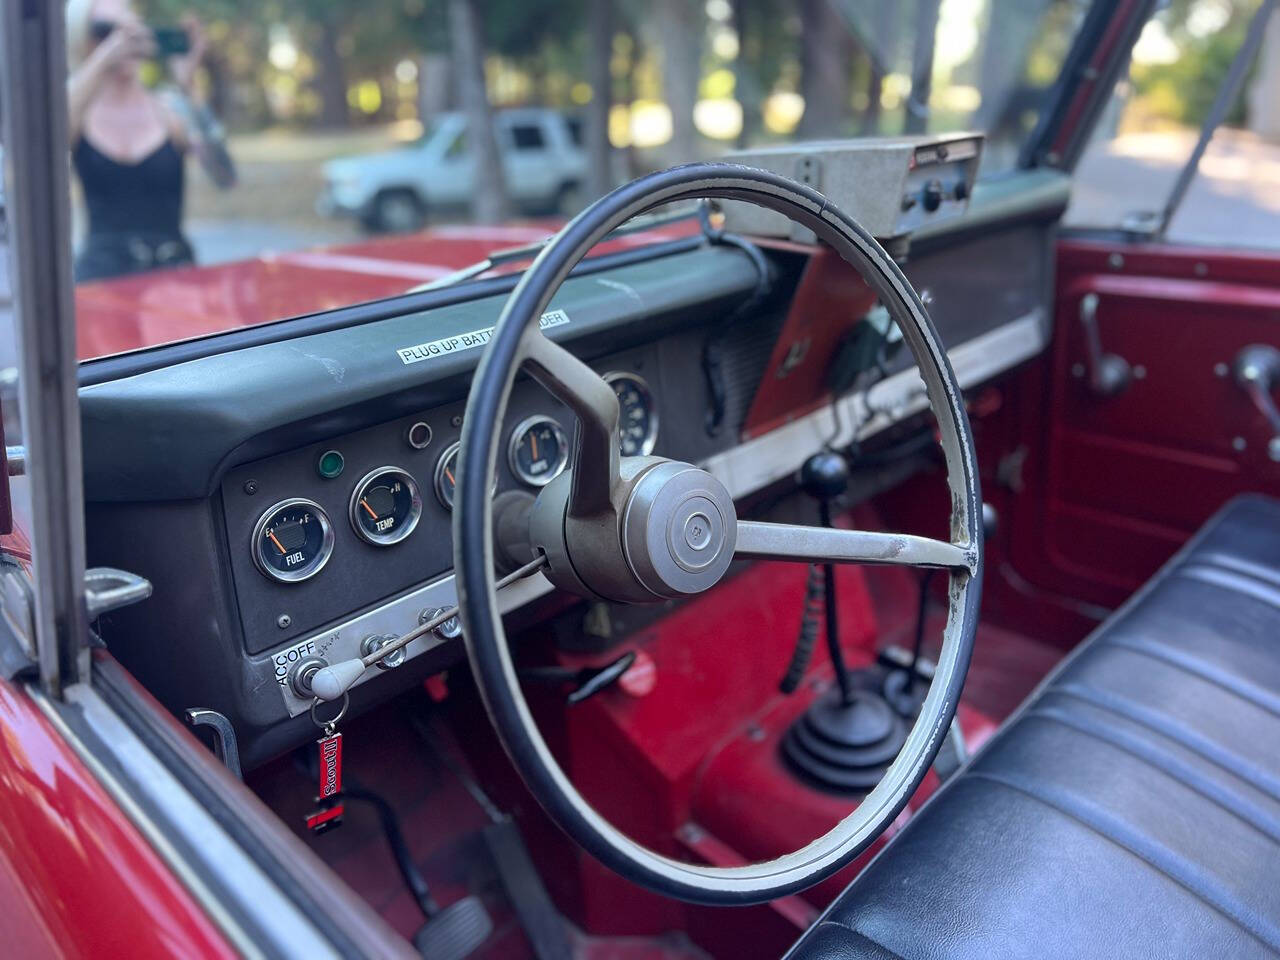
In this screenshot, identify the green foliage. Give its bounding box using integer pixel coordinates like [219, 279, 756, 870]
[1130, 0, 1258, 128]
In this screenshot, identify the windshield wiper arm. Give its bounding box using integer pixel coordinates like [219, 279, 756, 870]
[408, 202, 709, 293]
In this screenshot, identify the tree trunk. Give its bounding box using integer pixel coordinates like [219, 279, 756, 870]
[315, 16, 349, 128]
[863, 2, 899, 135]
[1248, 9, 1280, 140]
[417, 52, 454, 123]
[656, 0, 702, 164]
[798, 0, 850, 139]
[732, 0, 760, 148]
[449, 0, 511, 223]
[585, 0, 614, 200]
[905, 0, 942, 135]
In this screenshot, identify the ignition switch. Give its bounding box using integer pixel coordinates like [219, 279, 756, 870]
[289, 656, 328, 698]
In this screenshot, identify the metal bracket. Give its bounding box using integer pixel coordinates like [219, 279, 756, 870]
[185, 708, 243, 780]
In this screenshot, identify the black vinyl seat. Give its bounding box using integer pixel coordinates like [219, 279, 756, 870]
[787, 494, 1280, 960]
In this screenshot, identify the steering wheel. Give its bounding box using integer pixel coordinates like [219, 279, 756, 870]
[454, 163, 982, 906]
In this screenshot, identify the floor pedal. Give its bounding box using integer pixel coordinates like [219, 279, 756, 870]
[413, 895, 493, 960]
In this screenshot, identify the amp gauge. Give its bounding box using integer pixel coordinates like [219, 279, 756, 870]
[509, 416, 569, 487]
[350, 466, 422, 546]
[252, 498, 335, 583]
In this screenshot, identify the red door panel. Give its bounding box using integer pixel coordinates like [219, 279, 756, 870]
[1015, 238, 1280, 609]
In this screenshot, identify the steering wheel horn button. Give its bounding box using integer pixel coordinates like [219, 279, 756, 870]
[623, 461, 737, 598]
[671, 499, 721, 570]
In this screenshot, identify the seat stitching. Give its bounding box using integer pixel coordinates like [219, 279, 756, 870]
[1024, 707, 1280, 843]
[1175, 564, 1280, 612]
[1186, 551, 1280, 592]
[1048, 683, 1280, 802]
[1099, 635, 1280, 719]
[967, 770, 1280, 953]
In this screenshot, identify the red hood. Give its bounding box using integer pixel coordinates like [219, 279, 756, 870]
[74, 222, 684, 362]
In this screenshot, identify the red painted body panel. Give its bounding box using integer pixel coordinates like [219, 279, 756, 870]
[741, 247, 875, 439]
[73, 222, 688, 362]
[0, 678, 233, 958]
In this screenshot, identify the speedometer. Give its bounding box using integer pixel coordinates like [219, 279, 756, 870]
[252, 498, 335, 583]
[604, 371, 658, 456]
[349, 466, 422, 546]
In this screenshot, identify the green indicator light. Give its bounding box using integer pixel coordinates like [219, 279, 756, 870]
[317, 450, 345, 479]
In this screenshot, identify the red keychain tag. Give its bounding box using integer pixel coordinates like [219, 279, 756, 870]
[306, 696, 348, 834]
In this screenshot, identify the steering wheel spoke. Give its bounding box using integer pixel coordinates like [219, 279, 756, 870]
[519, 329, 620, 518]
[735, 520, 976, 573]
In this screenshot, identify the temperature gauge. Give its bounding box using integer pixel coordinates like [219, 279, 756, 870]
[350, 466, 422, 546]
[252, 498, 335, 583]
[604, 372, 658, 456]
[508, 416, 569, 487]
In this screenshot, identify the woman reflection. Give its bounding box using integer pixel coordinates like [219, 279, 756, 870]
[65, 0, 235, 282]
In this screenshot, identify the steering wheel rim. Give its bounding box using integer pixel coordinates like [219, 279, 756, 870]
[455, 162, 983, 906]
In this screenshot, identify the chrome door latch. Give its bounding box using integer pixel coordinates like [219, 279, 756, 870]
[1233, 344, 1280, 463]
[1078, 293, 1132, 397]
[85, 567, 153, 620]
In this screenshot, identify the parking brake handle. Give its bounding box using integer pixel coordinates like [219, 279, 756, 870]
[1078, 293, 1132, 397]
[1234, 344, 1280, 463]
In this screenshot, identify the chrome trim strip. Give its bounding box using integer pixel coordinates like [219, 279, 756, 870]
[701, 309, 1046, 499]
[34, 683, 339, 959]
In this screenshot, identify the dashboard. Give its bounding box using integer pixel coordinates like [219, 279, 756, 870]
[80, 168, 1069, 768]
[221, 349, 698, 719]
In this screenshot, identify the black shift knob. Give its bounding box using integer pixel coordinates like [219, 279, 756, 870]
[799, 450, 850, 501]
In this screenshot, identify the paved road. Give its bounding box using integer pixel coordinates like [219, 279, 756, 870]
[1068, 128, 1280, 248]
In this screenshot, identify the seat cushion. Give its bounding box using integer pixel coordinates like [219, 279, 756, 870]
[788, 494, 1280, 960]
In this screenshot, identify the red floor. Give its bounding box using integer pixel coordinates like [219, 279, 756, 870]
[248, 556, 1065, 959]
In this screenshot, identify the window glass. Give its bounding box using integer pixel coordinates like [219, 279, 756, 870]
[1065, 0, 1280, 249]
[66, 0, 1092, 361]
[509, 124, 546, 151]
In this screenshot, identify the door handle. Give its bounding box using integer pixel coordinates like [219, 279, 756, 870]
[1233, 344, 1280, 462]
[1078, 293, 1132, 396]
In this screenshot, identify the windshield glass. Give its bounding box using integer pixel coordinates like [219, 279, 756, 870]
[67, 0, 1090, 361]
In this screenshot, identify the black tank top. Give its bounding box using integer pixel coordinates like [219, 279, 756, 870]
[73, 136, 185, 238]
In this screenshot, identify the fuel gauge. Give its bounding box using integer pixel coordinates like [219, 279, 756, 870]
[252, 498, 335, 583]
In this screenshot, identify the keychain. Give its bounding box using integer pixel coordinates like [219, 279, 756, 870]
[306, 693, 349, 834]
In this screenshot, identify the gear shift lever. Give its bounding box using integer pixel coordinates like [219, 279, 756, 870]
[780, 450, 909, 793]
[797, 450, 858, 705]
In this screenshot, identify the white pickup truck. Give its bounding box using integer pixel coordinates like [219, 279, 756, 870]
[319, 108, 588, 232]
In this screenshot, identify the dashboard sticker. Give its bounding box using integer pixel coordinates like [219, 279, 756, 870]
[396, 309, 570, 365]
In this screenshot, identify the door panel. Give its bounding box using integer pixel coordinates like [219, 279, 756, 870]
[1015, 238, 1280, 608]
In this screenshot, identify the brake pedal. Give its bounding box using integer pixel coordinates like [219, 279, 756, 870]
[413, 895, 493, 960]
